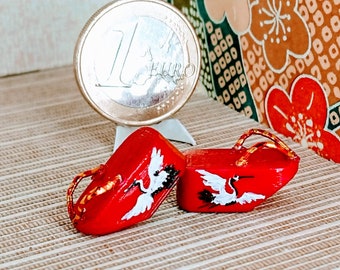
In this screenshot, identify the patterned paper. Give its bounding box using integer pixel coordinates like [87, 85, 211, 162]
[169, 0, 340, 162]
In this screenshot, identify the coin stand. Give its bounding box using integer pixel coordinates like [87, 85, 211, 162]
[114, 118, 196, 151]
[74, 0, 201, 148]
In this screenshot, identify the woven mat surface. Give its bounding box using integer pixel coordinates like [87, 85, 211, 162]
[1, 67, 339, 269]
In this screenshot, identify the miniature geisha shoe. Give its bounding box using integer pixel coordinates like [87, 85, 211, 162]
[177, 129, 300, 213]
[67, 127, 186, 235]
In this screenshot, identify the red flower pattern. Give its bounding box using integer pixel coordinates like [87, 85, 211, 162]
[265, 75, 340, 163]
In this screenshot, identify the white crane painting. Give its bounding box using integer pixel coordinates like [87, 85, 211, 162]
[196, 169, 265, 206]
[122, 147, 179, 220]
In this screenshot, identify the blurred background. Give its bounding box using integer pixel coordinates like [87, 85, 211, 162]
[0, 0, 112, 76]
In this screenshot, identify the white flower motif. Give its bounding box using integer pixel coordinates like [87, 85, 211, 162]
[250, 0, 311, 72]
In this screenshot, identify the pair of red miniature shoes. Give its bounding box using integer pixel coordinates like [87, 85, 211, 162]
[67, 127, 300, 235]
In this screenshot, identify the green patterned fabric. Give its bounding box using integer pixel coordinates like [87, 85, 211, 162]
[169, 0, 258, 121]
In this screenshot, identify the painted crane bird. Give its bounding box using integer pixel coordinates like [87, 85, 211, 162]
[122, 147, 179, 220]
[196, 169, 265, 206]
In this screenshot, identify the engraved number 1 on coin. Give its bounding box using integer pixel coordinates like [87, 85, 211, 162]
[95, 24, 138, 88]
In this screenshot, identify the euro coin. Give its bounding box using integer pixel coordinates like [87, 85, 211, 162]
[74, 0, 201, 126]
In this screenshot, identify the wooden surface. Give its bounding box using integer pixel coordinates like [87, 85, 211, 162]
[1, 66, 339, 269]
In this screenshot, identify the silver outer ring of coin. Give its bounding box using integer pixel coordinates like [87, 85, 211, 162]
[74, 0, 201, 126]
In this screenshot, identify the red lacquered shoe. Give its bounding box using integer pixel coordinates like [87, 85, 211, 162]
[177, 129, 300, 213]
[67, 127, 185, 235]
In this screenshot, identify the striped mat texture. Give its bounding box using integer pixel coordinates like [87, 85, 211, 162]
[1, 67, 339, 269]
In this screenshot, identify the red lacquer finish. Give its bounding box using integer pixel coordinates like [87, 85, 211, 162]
[177, 129, 300, 213]
[67, 127, 186, 235]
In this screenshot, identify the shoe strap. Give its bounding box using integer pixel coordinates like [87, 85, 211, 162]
[233, 129, 298, 167]
[66, 165, 105, 224]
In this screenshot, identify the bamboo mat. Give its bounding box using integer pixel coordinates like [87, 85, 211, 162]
[1, 66, 339, 269]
